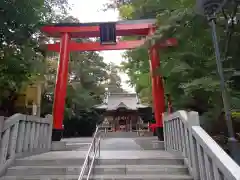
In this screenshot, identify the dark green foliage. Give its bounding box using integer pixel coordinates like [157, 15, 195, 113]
[0, 0, 68, 115]
[108, 0, 240, 137]
[63, 110, 100, 137]
[0, 2, 124, 137]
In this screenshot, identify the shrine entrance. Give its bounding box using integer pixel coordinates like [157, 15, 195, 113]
[118, 119, 127, 131]
[102, 109, 139, 132]
[115, 108, 132, 132]
[114, 109, 137, 132]
[95, 93, 148, 133]
[41, 20, 177, 141]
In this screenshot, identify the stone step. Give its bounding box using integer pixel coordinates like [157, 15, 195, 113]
[104, 132, 141, 138]
[66, 141, 163, 151]
[0, 174, 193, 180]
[134, 139, 164, 150]
[14, 157, 184, 166]
[14, 159, 85, 166]
[51, 142, 91, 151]
[95, 158, 184, 165]
[61, 138, 93, 143]
[65, 144, 90, 151]
[6, 165, 188, 176]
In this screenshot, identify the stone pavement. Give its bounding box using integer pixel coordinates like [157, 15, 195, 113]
[61, 137, 92, 143]
[100, 138, 142, 150]
[18, 149, 179, 161]
[18, 137, 179, 161]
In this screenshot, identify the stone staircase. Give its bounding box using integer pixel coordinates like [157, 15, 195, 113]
[0, 137, 192, 180]
[1, 158, 192, 180]
[90, 155, 192, 180]
[0, 157, 193, 180]
[1, 111, 240, 180]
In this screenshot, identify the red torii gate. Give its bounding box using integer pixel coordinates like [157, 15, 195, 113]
[41, 19, 177, 140]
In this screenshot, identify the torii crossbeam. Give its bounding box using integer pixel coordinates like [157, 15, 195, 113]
[41, 19, 177, 141]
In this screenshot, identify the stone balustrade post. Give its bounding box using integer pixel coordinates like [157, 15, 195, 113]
[187, 111, 200, 180]
[16, 120, 25, 153]
[45, 114, 53, 150]
[0, 116, 4, 141]
[8, 122, 19, 159]
[0, 116, 5, 165]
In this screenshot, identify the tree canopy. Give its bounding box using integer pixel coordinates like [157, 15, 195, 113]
[106, 0, 240, 136]
[0, 0, 124, 136]
[0, 0, 69, 115]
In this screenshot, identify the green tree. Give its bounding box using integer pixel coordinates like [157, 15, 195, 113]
[107, 62, 125, 93]
[0, 0, 69, 116]
[107, 0, 240, 136]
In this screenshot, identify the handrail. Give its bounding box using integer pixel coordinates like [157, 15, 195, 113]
[86, 137, 101, 179]
[78, 126, 102, 180]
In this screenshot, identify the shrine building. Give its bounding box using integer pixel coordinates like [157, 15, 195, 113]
[94, 93, 151, 132]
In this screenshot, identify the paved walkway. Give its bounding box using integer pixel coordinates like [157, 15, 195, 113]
[19, 150, 178, 160]
[61, 137, 92, 143]
[64, 137, 144, 151]
[18, 138, 180, 161]
[100, 138, 143, 151]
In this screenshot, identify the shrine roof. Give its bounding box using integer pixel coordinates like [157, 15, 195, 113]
[94, 93, 149, 111]
[41, 19, 156, 38]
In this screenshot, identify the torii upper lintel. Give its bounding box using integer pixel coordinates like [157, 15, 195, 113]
[41, 19, 156, 38]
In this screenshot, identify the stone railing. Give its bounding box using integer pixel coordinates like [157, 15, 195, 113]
[163, 110, 240, 180]
[0, 114, 52, 176]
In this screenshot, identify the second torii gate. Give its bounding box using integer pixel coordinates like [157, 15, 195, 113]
[41, 19, 177, 141]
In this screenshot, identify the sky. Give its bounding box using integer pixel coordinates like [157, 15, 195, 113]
[68, 0, 134, 92]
